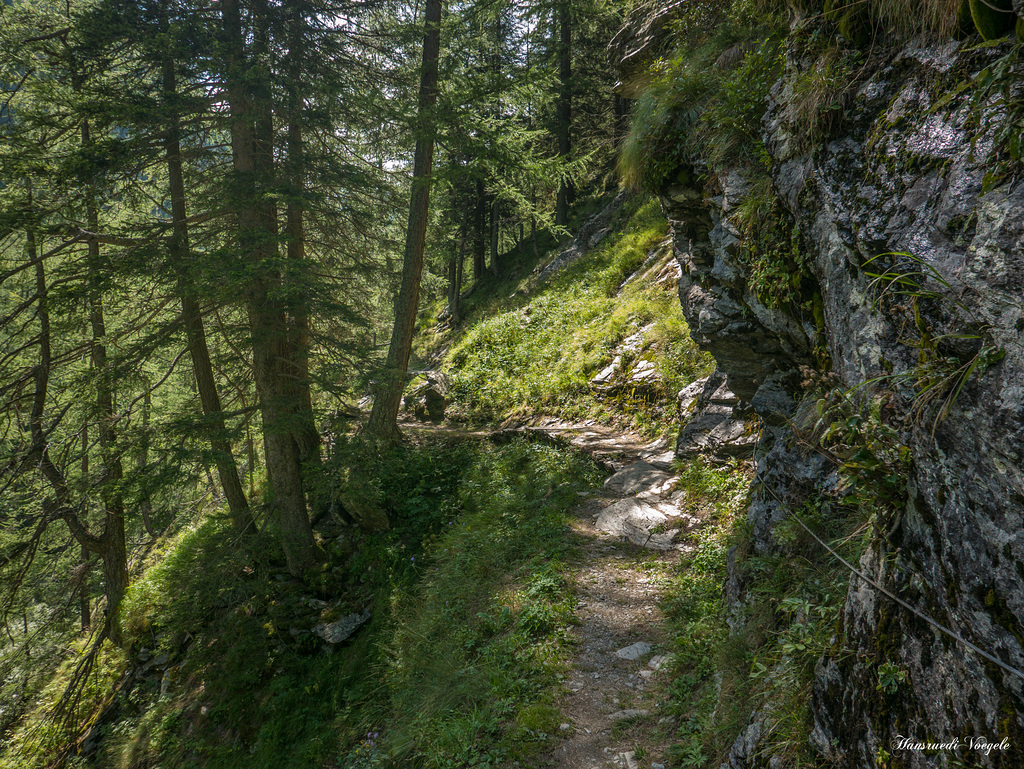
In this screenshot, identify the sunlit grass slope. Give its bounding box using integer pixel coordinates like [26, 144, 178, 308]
[440, 196, 714, 434]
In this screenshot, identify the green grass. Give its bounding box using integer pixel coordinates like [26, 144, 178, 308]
[659, 444, 878, 767]
[657, 459, 755, 767]
[442, 197, 713, 435]
[0, 437, 601, 769]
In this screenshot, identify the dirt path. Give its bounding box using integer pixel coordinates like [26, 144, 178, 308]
[540, 479, 681, 769]
[401, 415, 675, 472]
[401, 415, 686, 768]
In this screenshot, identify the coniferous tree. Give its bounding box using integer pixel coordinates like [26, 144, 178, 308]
[367, 0, 445, 445]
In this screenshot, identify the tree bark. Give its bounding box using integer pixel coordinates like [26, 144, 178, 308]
[87, 260, 129, 646]
[137, 389, 157, 538]
[27, 215, 121, 641]
[489, 194, 500, 276]
[366, 0, 444, 446]
[82, 120, 130, 645]
[555, 1, 573, 227]
[473, 179, 487, 280]
[447, 232, 466, 320]
[284, 4, 323, 490]
[163, 57, 255, 534]
[223, 0, 317, 575]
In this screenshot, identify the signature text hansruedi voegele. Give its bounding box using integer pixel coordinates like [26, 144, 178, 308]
[891, 735, 1011, 756]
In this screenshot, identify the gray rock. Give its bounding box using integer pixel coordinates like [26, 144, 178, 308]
[643, 450, 676, 471]
[313, 608, 371, 644]
[614, 641, 652, 660]
[677, 377, 709, 415]
[596, 498, 678, 550]
[401, 371, 449, 422]
[540, 190, 631, 279]
[591, 357, 621, 388]
[603, 461, 672, 496]
[655, 31, 1024, 769]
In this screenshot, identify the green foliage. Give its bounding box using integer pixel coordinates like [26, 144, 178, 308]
[444, 197, 713, 433]
[962, 46, 1024, 191]
[699, 39, 784, 170]
[0, 437, 600, 769]
[969, 0, 1016, 40]
[732, 178, 814, 310]
[739, 496, 859, 764]
[876, 661, 907, 694]
[619, 28, 784, 192]
[783, 35, 864, 145]
[656, 460, 754, 766]
[0, 640, 128, 769]
[863, 252, 1005, 435]
[368, 438, 602, 767]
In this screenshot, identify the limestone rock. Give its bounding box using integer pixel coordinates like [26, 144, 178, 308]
[591, 357, 621, 389]
[676, 371, 759, 459]
[614, 642, 652, 661]
[314, 608, 371, 644]
[401, 371, 449, 422]
[655, 30, 1024, 769]
[596, 498, 679, 550]
[677, 376, 709, 416]
[603, 461, 672, 496]
[539, 190, 630, 279]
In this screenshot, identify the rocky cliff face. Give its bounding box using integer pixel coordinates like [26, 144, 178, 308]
[644, 19, 1024, 769]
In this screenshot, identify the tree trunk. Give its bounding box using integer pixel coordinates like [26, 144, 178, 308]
[555, 1, 573, 227]
[489, 195, 500, 276]
[447, 233, 466, 320]
[163, 58, 256, 534]
[82, 119, 130, 646]
[223, 0, 317, 575]
[88, 269, 129, 646]
[366, 0, 444, 447]
[27, 171, 125, 643]
[137, 389, 157, 538]
[80, 428, 90, 632]
[473, 179, 487, 280]
[285, 5, 324, 495]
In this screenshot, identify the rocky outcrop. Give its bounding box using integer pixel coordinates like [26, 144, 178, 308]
[676, 370, 760, 459]
[539, 189, 631, 280]
[654, 30, 1024, 769]
[401, 370, 450, 422]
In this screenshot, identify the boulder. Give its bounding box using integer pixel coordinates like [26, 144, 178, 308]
[401, 371, 449, 422]
[603, 460, 672, 496]
[314, 608, 371, 645]
[596, 498, 678, 550]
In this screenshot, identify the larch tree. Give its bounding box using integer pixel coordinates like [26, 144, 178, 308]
[366, 0, 445, 444]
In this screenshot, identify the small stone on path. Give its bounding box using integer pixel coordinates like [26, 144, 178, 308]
[614, 641, 651, 660]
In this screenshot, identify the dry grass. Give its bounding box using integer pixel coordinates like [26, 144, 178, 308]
[871, 0, 965, 39]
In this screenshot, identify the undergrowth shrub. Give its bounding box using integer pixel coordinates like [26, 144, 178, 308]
[362, 438, 602, 767]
